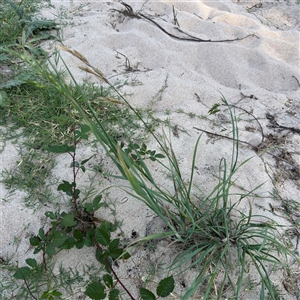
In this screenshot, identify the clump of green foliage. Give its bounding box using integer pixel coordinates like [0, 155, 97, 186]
[1, 1, 298, 299]
[9, 46, 296, 299]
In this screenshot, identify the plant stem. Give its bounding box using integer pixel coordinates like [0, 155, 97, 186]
[20, 271, 38, 300]
[71, 128, 79, 211]
[95, 243, 136, 300]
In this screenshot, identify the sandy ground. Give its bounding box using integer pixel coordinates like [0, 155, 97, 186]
[1, 0, 300, 299]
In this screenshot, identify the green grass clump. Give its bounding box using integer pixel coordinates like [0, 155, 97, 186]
[15, 46, 297, 299]
[0, 76, 144, 149]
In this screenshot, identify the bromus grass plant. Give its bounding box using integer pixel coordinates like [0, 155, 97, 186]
[9, 46, 298, 299]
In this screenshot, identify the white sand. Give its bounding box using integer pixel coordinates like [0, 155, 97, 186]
[1, 0, 299, 299]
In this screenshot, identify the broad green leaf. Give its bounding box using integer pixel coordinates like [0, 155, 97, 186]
[85, 203, 93, 213]
[128, 143, 140, 150]
[156, 276, 175, 297]
[52, 290, 62, 296]
[76, 239, 85, 249]
[93, 195, 103, 207]
[140, 288, 155, 300]
[60, 237, 75, 249]
[52, 231, 68, 247]
[13, 267, 32, 279]
[155, 153, 165, 159]
[108, 289, 119, 300]
[29, 236, 40, 246]
[46, 243, 56, 255]
[122, 251, 131, 260]
[81, 124, 91, 133]
[103, 274, 113, 288]
[73, 229, 83, 240]
[61, 213, 77, 227]
[25, 258, 37, 268]
[100, 220, 114, 233]
[95, 228, 110, 246]
[57, 181, 73, 196]
[110, 248, 123, 259]
[109, 238, 120, 252]
[85, 228, 95, 247]
[96, 248, 110, 264]
[85, 282, 106, 300]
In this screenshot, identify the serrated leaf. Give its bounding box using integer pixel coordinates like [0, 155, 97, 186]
[156, 276, 175, 297]
[103, 274, 113, 288]
[76, 239, 85, 249]
[100, 220, 115, 232]
[52, 231, 68, 247]
[109, 239, 120, 252]
[96, 248, 110, 263]
[85, 282, 106, 300]
[59, 237, 75, 250]
[81, 124, 91, 133]
[57, 180, 73, 196]
[109, 289, 120, 300]
[47, 145, 75, 153]
[46, 243, 56, 255]
[95, 228, 110, 246]
[61, 213, 77, 227]
[85, 203, 93, 213]
[85, 228, 95, 247]
[13, 267, 32, 280]
[110, 248, 123, 259]
[140, 288, 155, 300]
[73, 229, 83, 240]
[25, 258, 37, 268]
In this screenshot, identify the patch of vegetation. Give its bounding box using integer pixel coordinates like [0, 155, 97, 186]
[1, 1, 299, 299]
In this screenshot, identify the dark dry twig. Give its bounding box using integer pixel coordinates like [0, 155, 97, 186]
[193, 127, 298, 167]
[139, 11, 256, 43]
[227, 104, 265, 142]
[266, 113, 300, 134]
[118, 2, 257, 43]
[19, 270, 38, 300]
